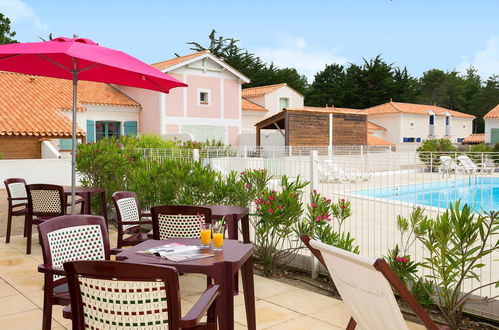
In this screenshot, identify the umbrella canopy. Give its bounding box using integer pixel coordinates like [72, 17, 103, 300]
[0, 37, 187, 213]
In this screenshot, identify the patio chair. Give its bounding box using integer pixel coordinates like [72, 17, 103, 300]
[457, 155, 489, 175]
[25, 184, 68, 254]
[62, 260, 220, 329]
[439, 156, 460, 176]
[301, 235, 446, 330]
[37, 214, 115, 330]
[150, 205, 212, 240]
[4, 178, 29, 244]
[318, 160, 371, 183]
[112, 191, 152, 248]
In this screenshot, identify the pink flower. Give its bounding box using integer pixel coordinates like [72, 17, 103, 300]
[327, 199, 332, 203]
[396, 257, 402, 262]
[340, 198, 345, 203]
[323, 213, 330, 219]
[240, 171, 245, 175]
[265, 201, 270, 205]
[311, 203, 316, 208]
[341, 204, 346, 209]
[313, 189, 317, 194]
[316, 216, 322, 221]
[245, 183, 250, 188]
[268, 208, 274, 213]
[278, 205, 283, 210]
[269, 195, 274, 201]
[402, 258, 408, 263]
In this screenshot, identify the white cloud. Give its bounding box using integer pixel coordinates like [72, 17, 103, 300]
[0, 0, 48, 31]
[457, 37, 499, 79]
[254, 37, 350, 82]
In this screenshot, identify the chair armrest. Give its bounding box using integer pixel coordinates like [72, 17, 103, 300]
[120, 220, 153, 226]
[8, 197, 28, 201]
[180, 285, 220, 328]
[110, 248, 124, 255]
[38, 264, 65, 276]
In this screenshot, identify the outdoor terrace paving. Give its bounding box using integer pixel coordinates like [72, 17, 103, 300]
[0, 231, 427, 329]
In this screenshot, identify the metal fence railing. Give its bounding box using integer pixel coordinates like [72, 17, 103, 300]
[139, 146, 499, 320]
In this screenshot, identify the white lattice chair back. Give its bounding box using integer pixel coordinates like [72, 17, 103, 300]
[30, 189, 62, 214]
[47, 224, 106, 279]
[309, 239, 409, 330]
[7, 182, 28, 206]
[116, 197, 140, 230]
[78, 276, 169, 328]
[157, 213, 204, 239]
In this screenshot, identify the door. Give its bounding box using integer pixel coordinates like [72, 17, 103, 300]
[491, 128, 499, 144]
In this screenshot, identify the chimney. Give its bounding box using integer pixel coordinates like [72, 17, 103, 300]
[390, 98, 392, 102]
[325, 104, 328, 108]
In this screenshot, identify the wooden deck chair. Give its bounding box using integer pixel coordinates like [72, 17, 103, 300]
[301, 235, 447, 330]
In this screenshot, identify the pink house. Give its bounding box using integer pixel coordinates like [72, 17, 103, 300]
[116, 51, 250, 146]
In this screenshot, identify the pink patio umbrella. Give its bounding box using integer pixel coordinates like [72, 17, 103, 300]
[0, 37, 187, 213]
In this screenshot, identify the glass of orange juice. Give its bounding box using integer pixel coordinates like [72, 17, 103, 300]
[212, 223, 226, 251]
[200, 223, 211, 248]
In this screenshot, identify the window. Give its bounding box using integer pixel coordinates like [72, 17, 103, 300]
[403, 137, 416, 143]
[198, 89, 211, 106]
[445, 116, 450, 126]
[95, 121, 121, 141]
[279, 97, 289, 110]
[429, 115, 435, 125]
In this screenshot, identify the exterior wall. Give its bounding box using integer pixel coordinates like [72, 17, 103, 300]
[0, 136, 41, 159]
[242, 112, 267, 134]
[114, 85, 159, 134]
[450, 117, 473, 142]
[485, 119, 499, 143]
[264, 87, 304, 115]
[287, 112, 366, 146]
[368, 114, 402, 144]
[0, 159, 73, 185]
[159, 58, 243, 145]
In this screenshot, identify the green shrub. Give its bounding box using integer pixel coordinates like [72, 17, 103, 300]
[125, 134, 178, 149]
[417, 139, 456, 171]
[414, 202, 499, 329]
[253, 176, 308, 277]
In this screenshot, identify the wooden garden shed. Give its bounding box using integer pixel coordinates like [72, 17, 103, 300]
[255, 107, 368, 147]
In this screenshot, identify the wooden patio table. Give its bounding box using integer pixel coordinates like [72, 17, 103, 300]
[62, 186, 107, 223]
[116, 238, 256, 330]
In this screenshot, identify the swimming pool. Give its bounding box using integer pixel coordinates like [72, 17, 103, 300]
[351, 177, 498, 212]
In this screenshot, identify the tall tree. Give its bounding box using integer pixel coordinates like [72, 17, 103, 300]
[187, 30, 308, 94]
[305, 63, 346, 107]
[0, 13, 17, 44]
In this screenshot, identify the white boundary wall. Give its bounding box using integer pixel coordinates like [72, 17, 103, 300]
[0, 159, 75, 186]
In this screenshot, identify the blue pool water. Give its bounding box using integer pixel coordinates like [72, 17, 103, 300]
[351, 177, 498, 212]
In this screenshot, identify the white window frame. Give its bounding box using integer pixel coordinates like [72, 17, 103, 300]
[197, 88, 211, 107]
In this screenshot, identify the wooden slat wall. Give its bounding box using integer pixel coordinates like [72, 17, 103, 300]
[287, 112, 367, 146]
[0, 136, 41, 159]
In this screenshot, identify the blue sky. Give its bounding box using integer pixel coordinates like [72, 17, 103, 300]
[1, 0, 498, 82]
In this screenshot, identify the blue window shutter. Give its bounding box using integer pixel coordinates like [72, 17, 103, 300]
[58, 139, 73, 150]
[124, 121, 138, 136]
[416, 137, 422, 142]
[86, 120, 95, 143]
[403, 137, 408, 143]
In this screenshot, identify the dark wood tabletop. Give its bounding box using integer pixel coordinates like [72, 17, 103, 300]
[116, 238, 256, 330]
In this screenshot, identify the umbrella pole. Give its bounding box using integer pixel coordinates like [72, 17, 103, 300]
[71, 69, 78, 214]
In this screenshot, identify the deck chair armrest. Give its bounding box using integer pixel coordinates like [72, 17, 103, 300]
[38, 264, 65, 276]
[180, 284, 220, 328]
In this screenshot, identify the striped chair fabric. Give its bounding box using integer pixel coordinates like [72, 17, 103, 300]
[157, 214, 204, 239]
[78, 276, 169, 329]
[47, 224, 105, 279]
[7, 182, 28, 206]
[116, 197, 140, 231]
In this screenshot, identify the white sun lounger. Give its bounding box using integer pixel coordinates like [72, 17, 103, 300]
[301, 235, 443, 330]
[318, 160, 371, 183]
[457, 155, 489, 175]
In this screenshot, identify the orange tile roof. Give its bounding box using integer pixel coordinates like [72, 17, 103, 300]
[150, 50, 210, 71]
[461, 133, 485, 144]
[367, 121, 386, 131]
[242, 98, 268, 112]
[365, 101, 475, 118]
[367, 134, 394, 146]
[484, 104, 499, 119]
[285, 106, 367, 115]
[242, 83, 301, 98]
[0, 71, 140, 137]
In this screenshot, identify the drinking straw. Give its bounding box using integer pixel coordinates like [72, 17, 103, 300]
[218, 216, 225, 233]
[197, 213, 204, 227]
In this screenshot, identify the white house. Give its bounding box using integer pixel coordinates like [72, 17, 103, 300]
[241, 83, 304, 134]
[364, 101, 474, 149]
[484, 104, 499, 144]
[116, 51, 250, 146]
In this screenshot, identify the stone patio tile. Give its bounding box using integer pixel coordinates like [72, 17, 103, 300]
[52, 304, 72, 328]
[0, 294, 38, 317]
[251, 276, 295, 299]
[0, 281, 19, 298]
[7, 272, 44, 293]
[0, 256, 40, 280]
[179, 273, 211, 296]
[265, 315, 344, 329]
[234, 300, 298, 329]
[0, 309, 64, 330]
[309, 302, 352, 328]
[264, 289, 342, 314]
